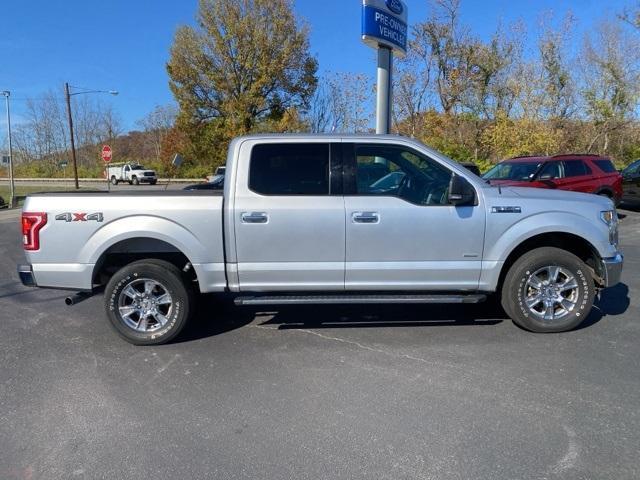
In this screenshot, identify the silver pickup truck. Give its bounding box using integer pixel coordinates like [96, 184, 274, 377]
[18, 135, 623, 344]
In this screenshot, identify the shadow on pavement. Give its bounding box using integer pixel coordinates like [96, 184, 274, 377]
[178, 282, 631, 342]
[177, 295, 508, 343]
[576, 282, 631, 330]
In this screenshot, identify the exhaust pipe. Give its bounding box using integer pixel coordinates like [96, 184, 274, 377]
[65, 292, 93, 306]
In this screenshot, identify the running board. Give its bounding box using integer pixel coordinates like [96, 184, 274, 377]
[234, 294, 487, 306]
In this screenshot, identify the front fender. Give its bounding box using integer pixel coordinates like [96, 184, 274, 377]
[485, 211, 615, 262]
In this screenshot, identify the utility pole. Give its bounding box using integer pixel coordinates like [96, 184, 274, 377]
[64, 82, 80, 190]
[1, 91, 15, 208]
[64, 84, 118, 190]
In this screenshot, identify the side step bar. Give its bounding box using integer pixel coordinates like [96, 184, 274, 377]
[234, 294, 487, 306]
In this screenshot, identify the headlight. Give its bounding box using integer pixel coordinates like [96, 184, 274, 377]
[600, 210, 616, 225]
[600, 210, 618, 246]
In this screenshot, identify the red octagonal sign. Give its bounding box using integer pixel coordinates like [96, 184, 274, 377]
[101, 145, 112, 163]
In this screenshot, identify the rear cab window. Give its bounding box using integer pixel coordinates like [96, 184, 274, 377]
[249, 143, 330, 195]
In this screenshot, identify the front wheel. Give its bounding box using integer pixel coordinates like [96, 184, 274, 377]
[132, 176, 139, 185]
[104, 259, 193, 345]
[501, 247, 595, 333]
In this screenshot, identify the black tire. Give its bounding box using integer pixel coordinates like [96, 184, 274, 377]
[132, 176, 139, 185]
[104, 259, 193, 345]
[501, 247, 595, 333]
[150, 180, 157, 185]
[111, 176, 118, 185]
[596, 190, 612, 199]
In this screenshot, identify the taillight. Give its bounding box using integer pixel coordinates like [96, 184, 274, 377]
[22, 212, 47, 251]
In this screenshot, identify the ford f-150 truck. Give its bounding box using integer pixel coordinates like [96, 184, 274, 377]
[18, 135, 623, 345]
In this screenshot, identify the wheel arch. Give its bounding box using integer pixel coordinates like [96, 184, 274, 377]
[594, 186, 614, 198]
[81, 215, 214, 292]
[92, 237, 198, 288]
[496, 232, 603, 291]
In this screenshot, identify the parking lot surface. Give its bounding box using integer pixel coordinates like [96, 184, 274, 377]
[1, 207, 639, 479]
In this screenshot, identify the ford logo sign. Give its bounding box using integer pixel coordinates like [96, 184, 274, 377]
[385, 0, 403, 15]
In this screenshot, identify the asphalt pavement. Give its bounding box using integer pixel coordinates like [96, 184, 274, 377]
[0, 206, 639, 479]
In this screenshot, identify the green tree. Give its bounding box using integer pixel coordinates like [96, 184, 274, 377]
[167, 0, 318, 149]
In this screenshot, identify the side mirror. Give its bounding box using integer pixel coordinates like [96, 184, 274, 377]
[448, 174, 476, 206]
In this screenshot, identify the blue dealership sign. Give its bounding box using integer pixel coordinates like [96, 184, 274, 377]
[362, 0, 408, 56]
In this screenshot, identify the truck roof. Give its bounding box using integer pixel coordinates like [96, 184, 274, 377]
[233, 133, 408, 142]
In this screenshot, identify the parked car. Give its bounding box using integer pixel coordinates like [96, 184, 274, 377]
[483, 154, 623, 205]
[621, 159, 640, 204]
[0, 195, 6, 209]
[107, 163, 157, 185]
[18, 135, 622, 345]
[183, 175, 225, 191]
[206, 166, 226, 183]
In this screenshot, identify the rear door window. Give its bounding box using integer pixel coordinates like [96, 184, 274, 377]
[562, 160, 589, 177]
[249, 143, 330, 195]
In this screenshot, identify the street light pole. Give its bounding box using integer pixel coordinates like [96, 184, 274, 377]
[64, 83, 118, 190]
[1, 91, 15, 208]
[64, 82, 80, 190]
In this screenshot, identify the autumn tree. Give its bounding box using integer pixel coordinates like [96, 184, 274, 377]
[413, 0, 479, 115]
[167, 0, 318, 166]
[137, 104, 178, 162]
[537, 14, 576, 120]
[580, 20, 640, 153]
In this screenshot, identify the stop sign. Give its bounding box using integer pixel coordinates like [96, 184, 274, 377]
[101, 145, 113, 163]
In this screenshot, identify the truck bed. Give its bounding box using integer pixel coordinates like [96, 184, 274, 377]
[22, 190, 226, 293]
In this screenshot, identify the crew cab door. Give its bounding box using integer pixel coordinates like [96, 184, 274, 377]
[232, 141, 345, 291]
[343, 143, 486, 290]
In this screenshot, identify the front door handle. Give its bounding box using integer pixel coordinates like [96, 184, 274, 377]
[352, 212, 380, 224]
[241, 212, 268, 224]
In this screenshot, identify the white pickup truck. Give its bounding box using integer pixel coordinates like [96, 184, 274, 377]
[18, 135, 623, 345]
[107, 163, 157, 185]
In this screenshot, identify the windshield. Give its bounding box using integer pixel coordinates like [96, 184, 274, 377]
[483, 161, 541, 181]
[131, 166, 145, 170]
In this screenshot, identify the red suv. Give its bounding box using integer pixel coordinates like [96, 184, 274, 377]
[483, 154, 622, 205]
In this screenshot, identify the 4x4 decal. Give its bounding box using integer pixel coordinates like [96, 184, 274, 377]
[55, 212, 104, 222]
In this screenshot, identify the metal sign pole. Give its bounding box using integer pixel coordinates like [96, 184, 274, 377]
[2, 91, 15, 208]
[361, 0, 407, 135]
[376, 46, 393, 134]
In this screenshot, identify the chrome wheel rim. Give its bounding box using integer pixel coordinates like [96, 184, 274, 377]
[523, 266, 579, 322]
[117, 278, 173, 332]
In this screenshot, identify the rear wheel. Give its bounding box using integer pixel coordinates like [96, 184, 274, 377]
[501, 247, 594, 333]
[104, 259, 193, 345]
[111, 176, 118, 185]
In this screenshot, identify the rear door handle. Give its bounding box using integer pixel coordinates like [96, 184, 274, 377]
[241, 212, 268, 224]
[352, 212, 380, 224]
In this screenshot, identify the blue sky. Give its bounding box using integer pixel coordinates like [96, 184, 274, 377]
[0, 0, 632, 131]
